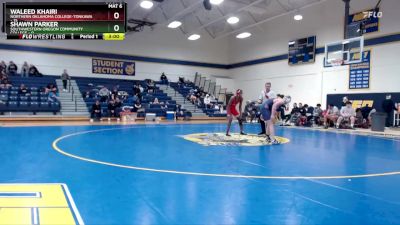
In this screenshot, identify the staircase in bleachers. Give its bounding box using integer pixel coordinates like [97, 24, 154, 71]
[0, 76, 61, 115]
[159, 84, 207, 117]
[55, 79, 90, 116]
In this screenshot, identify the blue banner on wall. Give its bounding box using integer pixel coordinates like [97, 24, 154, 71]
[349, 50, 370, 89]
[92, 58, 135, 76]
[348, 8, 379, 34]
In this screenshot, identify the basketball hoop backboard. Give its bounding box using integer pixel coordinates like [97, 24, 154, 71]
[324, 36, 364, 67]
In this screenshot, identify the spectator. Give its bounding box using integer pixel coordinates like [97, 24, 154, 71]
[341, 96, 349, 108]
[297, 104, 309, 126]
[0, 61, 6, 73]
[305, 105, 315, 124]
[244, 100, 257, 123]
[28, 64, 41, 77]
[283, 103, 299, 124]
[153, 98, 160, 104]
[0, 75, 12, 89]
[355, 108, 366, 128]
[21, 62, 29, 77]
[382, 94, 396, 127]
[18, 84, 30, 96]
[7, 61, 18, 76]
[45, 83, 57, 94]
[160, 72, 168, 84]
[324, 104, 339, 129]
[111, 86, 119, 100]
[107, 99, 118, 118]
[115, 98, 122, 108]
[361, 104, 373, 122]
[90, 100, 102, 121]
[204, 94, 212, 109]
[336, 101, 356, 129]
[133, 100, 142, 112]
[313, 104, 323, 125]
[147, 79, 156, 93]
[48, 91, 59, 103]
[98, 86, 110, 102]
[368, 108, 377, 125]
[61, 69, 70, 92]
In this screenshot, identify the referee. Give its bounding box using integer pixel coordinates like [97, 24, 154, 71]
[258, 82, 277, 135]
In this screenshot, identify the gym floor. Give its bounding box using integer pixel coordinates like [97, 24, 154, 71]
[1, 123, 400, 225]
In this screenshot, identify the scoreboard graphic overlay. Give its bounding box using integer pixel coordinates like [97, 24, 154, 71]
[0, 183, 84, 225]
[3, 2, 126, 40]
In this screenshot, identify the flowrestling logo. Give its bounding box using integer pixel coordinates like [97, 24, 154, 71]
[362, 10, 383, 19]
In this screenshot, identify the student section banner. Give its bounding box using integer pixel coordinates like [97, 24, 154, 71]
[349, 50, 370, 89]
[92, 58, 135, 76]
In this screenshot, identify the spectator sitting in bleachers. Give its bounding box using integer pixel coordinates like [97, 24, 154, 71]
[115, 98, 122, 108]
[98, 86, 110, 102]
[90, 100, 102, 121]
[133, 82, 141, 97]
[336, 101, 356, 129]
[283, 103, 298, 125]
[153, 97, 160, 104]
[297, 104, 307, 126]
[355, 108, 367, 128]
[7, 61, 18, 76]
[21, 61, 29, 77]
[313, 104, 323, 126]
[0, 74, 12, 89]
[0, 61, 6, 73]
[146, 79, 156, 93]
[111, 86, 119, 100]
[45, 83, 57, 94]
[48, 91, 59, 103]
[204, 94, 212, 109]
[28, 64, 42, 77]
[107, 99, 119, 118]
[324, 104, 339, 129]
[133, 100, 142, 112]
[305, 104, 315, 125]
[160, 72, 168, 84]
[18, 84, 30, 96]
[361, 104, 373, 123]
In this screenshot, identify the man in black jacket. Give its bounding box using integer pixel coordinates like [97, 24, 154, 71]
[382, 94, 396, 127]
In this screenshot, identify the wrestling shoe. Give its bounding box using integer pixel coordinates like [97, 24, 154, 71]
[240, 132, 247, 135]
[271, 139, 280, 145]
[265, 135, 272, 143]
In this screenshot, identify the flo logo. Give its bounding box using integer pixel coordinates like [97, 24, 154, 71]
[363, 10, 383, 19]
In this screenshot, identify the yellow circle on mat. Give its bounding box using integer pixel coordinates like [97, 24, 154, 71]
[52, 127, 400, 180]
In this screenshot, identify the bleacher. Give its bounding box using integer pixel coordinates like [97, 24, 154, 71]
[0, 76, 61, 114]
[74, 77, 179, 118]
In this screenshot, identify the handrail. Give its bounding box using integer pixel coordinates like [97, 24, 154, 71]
[74, 96, 77, 112]
[71, 87, 74, 101]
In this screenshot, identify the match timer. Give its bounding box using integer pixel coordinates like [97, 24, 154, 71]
[3, 2, 127, 40]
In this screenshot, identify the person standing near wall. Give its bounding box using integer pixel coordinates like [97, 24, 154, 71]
[61, 69, 70, 92]
[382, 94, 396, 127]
[258, 82, 277, 135]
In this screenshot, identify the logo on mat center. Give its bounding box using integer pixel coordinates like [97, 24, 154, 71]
[181, 133, 290, 146]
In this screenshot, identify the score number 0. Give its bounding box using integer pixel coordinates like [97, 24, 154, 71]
[113, 12, 120, 31]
